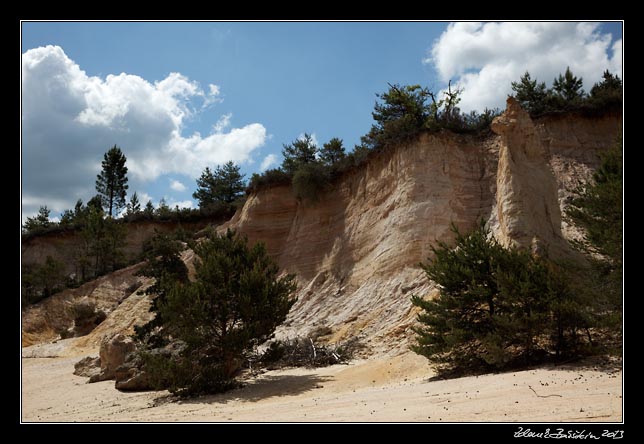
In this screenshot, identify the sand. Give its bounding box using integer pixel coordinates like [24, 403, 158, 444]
[21, 351, 622, 423]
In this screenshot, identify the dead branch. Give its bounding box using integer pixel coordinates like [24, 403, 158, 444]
[528, 385, 563, 398]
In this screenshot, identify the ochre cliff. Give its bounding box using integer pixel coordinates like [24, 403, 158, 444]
[21, 219, 217, 276]
[490, 97, 565, 255]
[21, 101, 621, 355]
[222, 100, 621, 353]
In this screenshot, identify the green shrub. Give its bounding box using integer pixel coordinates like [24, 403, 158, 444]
[411, 222, 609, 374]
[143, 229, 297, 396]
[247, 168, 292, 193]
[292, 162, 330, 202]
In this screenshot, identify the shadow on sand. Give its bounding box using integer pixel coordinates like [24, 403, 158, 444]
[157, 373, 333, 406]
[424, 354, 622, 383]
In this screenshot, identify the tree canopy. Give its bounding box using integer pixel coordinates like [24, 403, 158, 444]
[95, 145, 129, 217]
[567, 138, 623, 326]
[319, 138, 346, 166]
[552, 67, 585, 104]
[411, 222, 604, 372]
[22, 206, 51, 233]
[511, 72, 549, 115]
[281, 134, 318, 175]
[142, 229, 297, 395]
[193, 161, 246, 210]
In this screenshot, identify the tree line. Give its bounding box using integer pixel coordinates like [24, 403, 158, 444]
[511, 68, 622, 116]
[248, 67, 621, 199]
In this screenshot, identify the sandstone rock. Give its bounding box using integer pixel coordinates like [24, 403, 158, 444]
[73, 356, 100, 378]
[89, 333, 135, 383]
[491, 97, 566, 257]
[114, 356, 151, 391]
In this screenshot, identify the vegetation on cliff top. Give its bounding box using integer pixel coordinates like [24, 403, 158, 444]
[248, 67, 621, 199]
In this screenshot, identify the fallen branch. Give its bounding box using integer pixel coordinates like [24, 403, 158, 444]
[528, 385, 563, 398]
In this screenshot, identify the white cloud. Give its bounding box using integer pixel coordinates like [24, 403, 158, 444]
[213, 113, 232, 133]
[202, 83, 223, 108]
[209, 84, 221, 97]
[167, 199, 193, 209]
[169, 179, 187, 192]
[21, 45, 267, 218]
[260, 154, 278, 171]
[426, 22, 622, 112]
[138, 192, 154, 205]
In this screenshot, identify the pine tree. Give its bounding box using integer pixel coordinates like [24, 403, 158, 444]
[411, 222, 506, 369]
[155, 198, 172, 219]
[567, 138, 623, 325]
[319, 138, 346, 166]
[22, 255, 65, 304]
[216, 161, 246, 204]
[23, 206, 51, 233]
[361, 84, 432, 149]
[193, 161, 246, 209]
[126, 192, 141, 216]
[281, 134, 318, 175]
[134, 231, 188, 345]
[95, 145, 129, 217]
[144, 229, 297, 396]
[411, 222, 595, 372]
[143, 200, 155, 218]
[589, 70, 622, 110]
[79, 205, 126, 278]
[193, 167, 216, 208]
[552, 67, 585, 104]
[511, 71, 549, 115]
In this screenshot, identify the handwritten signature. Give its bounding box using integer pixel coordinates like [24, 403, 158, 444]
[514, 427, 624, 439]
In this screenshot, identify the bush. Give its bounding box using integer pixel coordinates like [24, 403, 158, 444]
[292, 162, 330, 202]
[247, 168, 292, 193]
[69, 300, 107, 336]
[411, 222, 607, 373]
[21, 256, 66, 305]
[142, 229, 297, 396]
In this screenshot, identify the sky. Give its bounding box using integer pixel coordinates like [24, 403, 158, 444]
[21, 21, 623, 222]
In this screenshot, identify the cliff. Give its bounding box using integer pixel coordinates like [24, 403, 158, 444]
[21, 101, 621, 354]
[222, 99, 621, 354]
[21, 219, 216, 276]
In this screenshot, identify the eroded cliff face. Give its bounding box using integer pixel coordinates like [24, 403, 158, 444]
[223, 102, 621, 354]
[490, 97, 564, 256]
[21, 219, 216, 276]
[21, 102, 621, 355]
[222, 132, 502, 353]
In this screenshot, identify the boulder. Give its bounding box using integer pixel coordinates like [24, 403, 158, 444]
[114, 340, 185, 392]
[89, 333, 135, 383]
[73, 355, 100, 378]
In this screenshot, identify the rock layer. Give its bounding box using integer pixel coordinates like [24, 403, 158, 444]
[223, 102, 620, 353]
[490, 97, 564, 256]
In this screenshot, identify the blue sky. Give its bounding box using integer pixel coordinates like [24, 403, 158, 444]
[21, 21, 622, 221]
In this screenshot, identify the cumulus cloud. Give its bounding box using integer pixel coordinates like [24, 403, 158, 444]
[169, 179, 187, 192]
[213, 113, 232, 134]
[260, 154, 278, 171]
[22, 45, 266, 218]
[426, 22, 622, 112]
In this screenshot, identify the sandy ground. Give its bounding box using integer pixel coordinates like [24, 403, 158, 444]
[22, 350, 622, 423]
